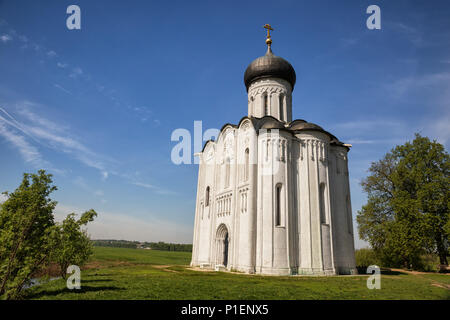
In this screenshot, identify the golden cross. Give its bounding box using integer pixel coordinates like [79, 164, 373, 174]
[263, 24, 274, 39]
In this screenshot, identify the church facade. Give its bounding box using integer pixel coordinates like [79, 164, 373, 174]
[190, 27, 357, 275]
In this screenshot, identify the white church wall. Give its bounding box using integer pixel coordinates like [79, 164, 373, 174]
[295, 131, 336, 275]
[288, 140, 300, 272]
[190, 152, 203, 266]
[192, 124, 356, 275]
[247, 78, 292, 122]
[235, 120, 258, 273]
[255, 130, 291, 275]
[272, 132, 291, 273]
[198, 157, 215, 264]
[328, 145, 357, 274]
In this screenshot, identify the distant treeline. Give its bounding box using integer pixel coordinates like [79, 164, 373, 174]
[92, 239, 192, 252]
[93, 240, 139, 249]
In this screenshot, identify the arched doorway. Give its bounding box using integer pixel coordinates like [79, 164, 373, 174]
[223, 233, 229, 267]
[215, 224, 229, 267]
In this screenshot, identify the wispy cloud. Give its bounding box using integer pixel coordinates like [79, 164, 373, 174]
[345, 139, 379, 145]
[73, 176, 107, 203]
[131, 181, 177, 195]
[0, 20, 174, 196]
[16, 106, 69, 133]
[1, 20, 160, 127]
[339, 38, 358, 47]
[345, 138, 406, 146]
[382, 71, 450, 145]
[47, 50, 57, 58]
[53, 83, 72, 95]
[32, 43, 40, 52]
[0, 120, 48, 168]
[69, 67, 83, 78]
[332, 118, 412, 150]
[334, 120, 403, 131]
[428, 115, 450, 145]
[392, 22, 425, 47]
[386, 72, 450, 98]
[0, 34, 12, 43]
[1, 101, 174, 194]
[132, 181, 157, 189]
[0, 101, 114, 177]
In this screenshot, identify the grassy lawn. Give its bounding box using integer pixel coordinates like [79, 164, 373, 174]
[90, 246, 191, 265]
[25, 247, 450, 300]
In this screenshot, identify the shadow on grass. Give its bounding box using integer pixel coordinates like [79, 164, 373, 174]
[356, 266, 408, 275]
[27, 285, 124, 299]
[380, 269, 408, 276]
[81, 279, 114, 283]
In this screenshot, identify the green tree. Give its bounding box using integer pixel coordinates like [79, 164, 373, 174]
[357, 134, 449, 269]
[0, 170, 57, 299]
[50, 209, 97, 278]
[355, 248, 381, 267]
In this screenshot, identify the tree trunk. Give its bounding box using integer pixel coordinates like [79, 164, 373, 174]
[435, 234, 448, 266]
[439, 252, 448, 266]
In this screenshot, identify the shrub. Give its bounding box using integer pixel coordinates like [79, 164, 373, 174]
[355, 248, 381, 268]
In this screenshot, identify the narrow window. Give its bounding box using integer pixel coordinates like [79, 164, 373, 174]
[263, 94, 268, 116]
[244, 148, 249, 181]
[279, 94, 284, 121]
[319, 183, 326, 224]
[205, 186, 210, 207]
[275, 184, 282, 226]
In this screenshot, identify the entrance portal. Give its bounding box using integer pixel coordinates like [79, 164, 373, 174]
[215, 224, 229, 267]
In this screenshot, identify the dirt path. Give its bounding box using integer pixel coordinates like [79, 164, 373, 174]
[86, 261, 182, 273]
[389, 268, 449, 276]
[151, 265, 180, 273]
[389, 268, 450, 290]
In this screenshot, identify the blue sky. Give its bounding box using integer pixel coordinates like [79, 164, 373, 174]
[0, 0, 449, 248]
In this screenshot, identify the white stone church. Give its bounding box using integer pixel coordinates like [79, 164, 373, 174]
[190, 26, 357, 275]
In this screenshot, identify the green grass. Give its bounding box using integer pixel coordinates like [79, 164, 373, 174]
[24, 247, 450, 300]
[91, 246, 191, 265]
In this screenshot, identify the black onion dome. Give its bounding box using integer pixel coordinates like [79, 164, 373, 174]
[244, 47, 296, 91]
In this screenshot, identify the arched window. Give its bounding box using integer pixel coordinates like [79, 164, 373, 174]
[244, 148, 249, 181]
[275, 184, 282, 227]
[205, 186, 210, 207]
[279, 94, 284, 121]
[263, 94, 269, 116]
[319, 183, 326, 224]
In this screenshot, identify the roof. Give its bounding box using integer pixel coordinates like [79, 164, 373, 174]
[201, 115, 349, 152]
[243, 47, 296, 92]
